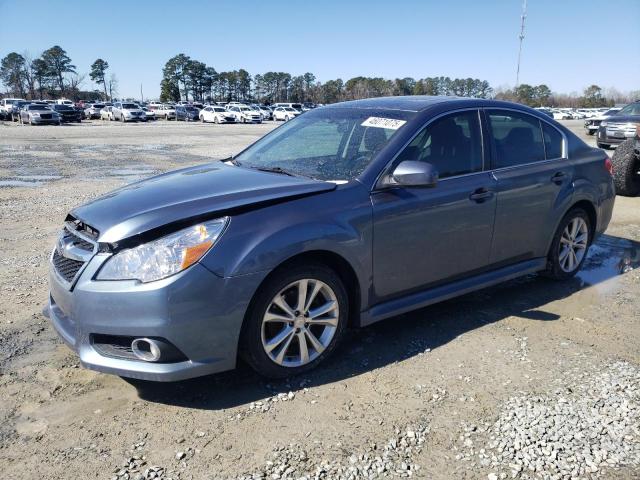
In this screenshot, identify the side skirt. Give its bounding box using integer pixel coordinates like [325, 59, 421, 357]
[359, 258, 546, 327]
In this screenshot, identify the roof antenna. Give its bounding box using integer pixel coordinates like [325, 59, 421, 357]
[516, 0, 527, 87]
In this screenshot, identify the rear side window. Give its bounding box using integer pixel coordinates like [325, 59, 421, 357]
[488, 110, 545, 168]
[396, 110, 483, 179]
[542, 122, 564, 159]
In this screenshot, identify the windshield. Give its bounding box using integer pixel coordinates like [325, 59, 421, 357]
[617, 103, 640, 116]
[93, 104, 105, 109]
[185, 107, 198, 112]
[122, 103, 138, 109]
[233, 108, 413, 181]
[54, 105, 73, 110]
[28, 105, 50, 110]
[213, 107, 225, 112]
[603, 109, 619, 116]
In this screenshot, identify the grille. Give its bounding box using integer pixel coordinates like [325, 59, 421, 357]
[41, 114, 52, 119]
[91, 334, 137, 361]
[52, 250, 85, 283]
[61, 229, 94, 252]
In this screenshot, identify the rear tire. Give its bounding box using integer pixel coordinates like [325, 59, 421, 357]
[611, 138, 640, 196]
[543, 208, 591, 280]
[241, 263, 348, 378]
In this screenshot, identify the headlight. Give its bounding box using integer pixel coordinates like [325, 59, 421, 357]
[97, 217, 228, 282]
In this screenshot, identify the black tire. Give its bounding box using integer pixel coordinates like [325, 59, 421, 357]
[543, 207, 591, 280]
[611, 138, 640, 197]
[587, 130, 595, 136]
[240, 262, 348, 378]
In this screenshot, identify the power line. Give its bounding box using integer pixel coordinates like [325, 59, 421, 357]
[516, 0, 527, 87]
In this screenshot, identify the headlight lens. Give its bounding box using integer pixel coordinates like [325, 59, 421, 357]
[97, 217, 228, 282]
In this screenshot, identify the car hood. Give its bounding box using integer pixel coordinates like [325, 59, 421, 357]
[71, 163, 336, 244]
[605, 115, 640, 123]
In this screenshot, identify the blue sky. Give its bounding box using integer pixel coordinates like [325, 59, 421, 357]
[0, 0, 638, 99]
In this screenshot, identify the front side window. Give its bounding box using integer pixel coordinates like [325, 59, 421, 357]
[234, 108, 414, 181]
[488, 110, 545, 168]
[395, 110, 483, 179]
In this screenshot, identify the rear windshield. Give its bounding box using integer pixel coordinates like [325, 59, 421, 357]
[122, 103, 138, 109]
[28, 105, 50, 110]
[54, 105, 73, 110]
[92, 104, 105, 108]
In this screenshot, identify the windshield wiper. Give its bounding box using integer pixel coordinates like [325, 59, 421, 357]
[250, 166, 297, 177]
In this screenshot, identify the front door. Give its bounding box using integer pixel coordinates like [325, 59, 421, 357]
[371, 110, 497, 301]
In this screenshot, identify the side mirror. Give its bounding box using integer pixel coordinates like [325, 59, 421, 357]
[390, 161, 438, 187]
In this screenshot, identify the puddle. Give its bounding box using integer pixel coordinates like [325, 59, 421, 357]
[0, 174, 63, 188]
[577, 235, 640, 293]
[0, 180, 44, 188]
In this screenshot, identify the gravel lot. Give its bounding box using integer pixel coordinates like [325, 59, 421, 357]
[0, 117, 638, 480]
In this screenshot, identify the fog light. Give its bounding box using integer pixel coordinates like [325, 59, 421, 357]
[131, 338, 162, 362]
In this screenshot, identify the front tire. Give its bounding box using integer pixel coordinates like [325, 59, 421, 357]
[611, 138, 640, 196]
[241, 263, 348, 378]
[543, 208, 591, 280]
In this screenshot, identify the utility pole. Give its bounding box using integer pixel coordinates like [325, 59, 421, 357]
[516, 0, 527, 87]
[140, 83, 144, 103]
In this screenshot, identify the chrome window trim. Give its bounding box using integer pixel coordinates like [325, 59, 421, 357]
[483, 107, 569, 174]
[373, 107, 485, 190]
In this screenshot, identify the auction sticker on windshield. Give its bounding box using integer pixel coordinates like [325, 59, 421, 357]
[361, 117, 406, 130]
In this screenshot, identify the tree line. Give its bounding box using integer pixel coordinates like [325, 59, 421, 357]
[159, 53, 494, 104]
[2, 47, 637, 107]
[0, 46, 117, 101]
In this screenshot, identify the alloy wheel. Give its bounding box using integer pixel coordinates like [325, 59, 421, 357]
[558, 217, 588, 272]
[261, 279, 339, 367]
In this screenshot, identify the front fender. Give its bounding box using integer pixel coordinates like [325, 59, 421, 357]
[200, 183, 373, 309]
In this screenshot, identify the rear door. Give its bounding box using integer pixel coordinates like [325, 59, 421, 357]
[486, 109, 572, 265]
[372, 109, 497, 300]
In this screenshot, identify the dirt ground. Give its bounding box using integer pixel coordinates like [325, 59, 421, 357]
[0, 118, 638, 480]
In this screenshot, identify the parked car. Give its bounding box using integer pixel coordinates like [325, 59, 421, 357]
[552, 110, 572, 120]
[154, 104, 176, 120]
[52, 104, 82, 123]
[597, 101, 640, 149]
[175, 105, 200, 121]
[18, 104, 61, 125]
[257, 106, 273, 120]
[141, 107, 156, 121]
[199, 106, 237, 123]
[226, 105, 262, 123]
[273, 102, 303, 112]
[55, 99, 75, 107]
[100, 106, 115, 121]
[84, 103, 105, 119]
[112, 102, 146, 122]
[46, 96, 615, 381]
[9, 100, 30, 121]
[584, 108, 621, 135]
[610, 129, 640, 196]
[273, 106, 301, 121]
[0, 97, 26, 119]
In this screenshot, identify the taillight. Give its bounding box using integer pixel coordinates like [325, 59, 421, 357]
[605, 156, 613, 175]
[636, 124, 640, 137]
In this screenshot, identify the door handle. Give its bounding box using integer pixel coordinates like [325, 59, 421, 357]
[469, 188, 495, 203]
[551, 172, 568, 184]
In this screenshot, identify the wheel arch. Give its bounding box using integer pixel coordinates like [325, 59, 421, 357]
[242, 249, 362, 333]
[545, 198, 598, 257]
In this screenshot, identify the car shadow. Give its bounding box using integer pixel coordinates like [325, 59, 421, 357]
[128, 233, 640, 410]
